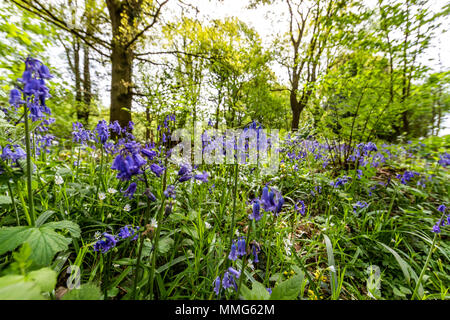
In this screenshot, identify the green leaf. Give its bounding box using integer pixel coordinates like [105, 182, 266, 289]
[0, 195, 12, 205]
[0, 226, 32, 255]
[35, 211, 56, 227]
[157, 237, 174, 254]
[27, 268, 57, 293]
[270, 273, 304, 300]
[44, 220, 81, 238]
[241, 281, 271, 300]
[0, 275, 43, 300]
[62, 283, 102, 300]
[323, 234, 338, 297]
[0, 226, 73, 266]
[26, 227, 72, 265]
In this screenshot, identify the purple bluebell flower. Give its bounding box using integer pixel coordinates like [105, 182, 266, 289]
[112, 153, 144, 181]
[1, 145, 26, 163]
[164, 185, 176, 199]
[432, 223, 441, 234]
[295, 200, 306, 216]
[122, 182, 137, 199]
[397, 171, 420, 185]
[228, 267, 241, 279]
[353, 201, 368, 213]
[331, 176, 350, 188]
[93, 232, 117, 253]
[261, 186, 284, 215]
[222, 271, 238, 291]
[109, 120, 122, 134]
[144, 188, 156, 202]
[150, 163, 165, 177]
[252, 244, 259, 263]
[437, 205, 446, 213]
[437, 153, 450, 167]
[118, 225, 139, 240]
[141, 147, 157, 160]
[266, 288, 272, 294]
[95, 120, 110, 144]
[9, 88, 24, 106]
[194, 171, 209, 183]
[228, 241, 238, 261]
[177, 163, 192, 182]
[357, 169, 363, 179]
[214, 276, 221, 295]
[249, 199, 262, 221]
[237, 237, 246, 257]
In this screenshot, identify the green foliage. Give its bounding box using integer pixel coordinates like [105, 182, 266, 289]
[0, 244, 57, 300]
[61, 283, 102, 300]
[0, 221, 80, 266]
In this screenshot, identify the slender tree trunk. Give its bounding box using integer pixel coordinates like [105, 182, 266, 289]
[290, 92, 300, 131]
[73, 38, 84, 122]
[81, 43, 91, 125]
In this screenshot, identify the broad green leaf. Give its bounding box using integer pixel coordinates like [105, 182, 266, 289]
[158, 237, 174, 254]
[270, 273, 304, 300]
[0, 275, 43, 300]
[0, 226, 73, 266]
[35, 210, 56, 227]
[62, 283, 102, 300]
[28, 268, 57, 293]
[44, 220, 81, 238]
[26, 227, 72, 265]
[0, 226, 32, 255]
[241, 281, 270, 300]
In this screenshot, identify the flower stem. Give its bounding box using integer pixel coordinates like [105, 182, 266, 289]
[23, 104, 35, 226]
[7, 181, 20, 225]
[147, 158, 168, 300]
[236, 220, 252, 298]
[228, 163, 239, 257]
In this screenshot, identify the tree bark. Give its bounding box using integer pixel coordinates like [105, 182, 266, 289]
[106, 0, 140, 128]
[81, 42, 91, 125]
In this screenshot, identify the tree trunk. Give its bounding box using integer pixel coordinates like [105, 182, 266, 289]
[106, 0, 138, 128]
[290, 90, 305, 131]
[73, 38, 84, 122]
[81, 43, 91, 125]
[109, 43, 133, 128]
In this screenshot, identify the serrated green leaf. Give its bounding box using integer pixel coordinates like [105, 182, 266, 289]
[44, 220, 81, 238]
[0, 225, 74, 266]
[0, 226, 32, 255]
